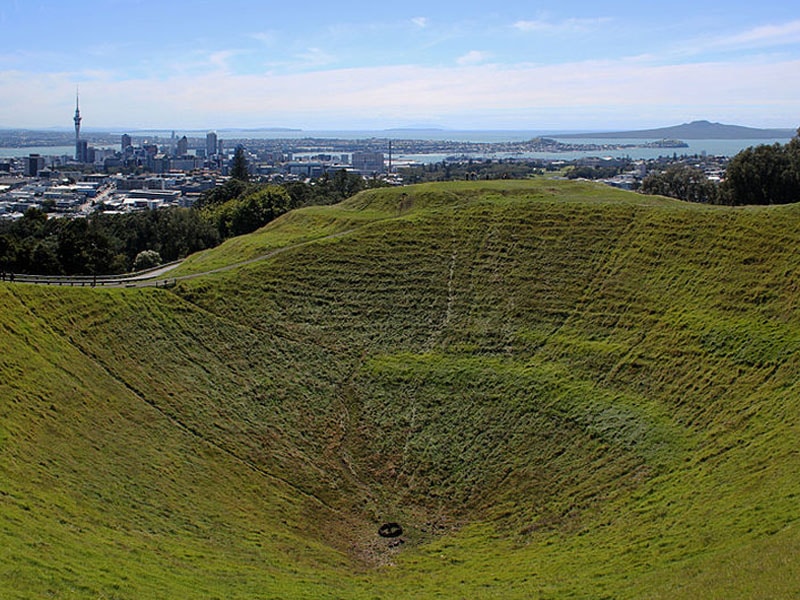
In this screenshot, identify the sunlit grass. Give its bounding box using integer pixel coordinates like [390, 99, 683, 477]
[3, 179, 800, 597]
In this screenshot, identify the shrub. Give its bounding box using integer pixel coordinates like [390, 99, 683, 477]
[133, 249, 162, 271]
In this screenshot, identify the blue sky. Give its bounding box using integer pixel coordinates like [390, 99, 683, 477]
[1, 0, 799, 130]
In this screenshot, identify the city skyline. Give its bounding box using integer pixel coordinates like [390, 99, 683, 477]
[1, 1, 799, 131]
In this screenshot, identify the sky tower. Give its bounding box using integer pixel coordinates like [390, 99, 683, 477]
[74, 89, 82, 161]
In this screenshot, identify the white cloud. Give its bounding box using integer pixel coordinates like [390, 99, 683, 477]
[2, 56, 799, 129]
[157, 49, 245, 78]
[411, 17, 429, 29]
[295, 47, 337, 68]
[250, 31, 276, 45]
[707, 19, 800, 50]
[457, 50, 491, 66]
[513, 17, 612, 34]
[512, 19, 549, 32]
[654, 19, 800, 62]
[265, 47, 337, 71]
[208, 50, 238, 71]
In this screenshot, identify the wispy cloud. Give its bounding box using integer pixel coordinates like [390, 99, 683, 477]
[457, 50, 491, 66]
[208, 50, 238, 71]
[85, 42, 127, 58]
[295, 47, 337, 68]
[707, 19, 800, 50]
[654, 19, 800, 62]
[4, 55, 799, 129]
[265, 47, 338, 72]
[411, 17, 429, 29]
[154, 48, 248, 79]
[513, 17, 612, 34]
[250, 31, 276, 45]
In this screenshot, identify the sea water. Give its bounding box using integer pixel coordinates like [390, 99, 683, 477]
[0, 133, 791, 162]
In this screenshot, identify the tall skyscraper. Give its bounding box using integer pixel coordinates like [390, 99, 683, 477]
[121, 133, 132, 152]
[24, 154, 45, 177]
[76, 140, 89, 163]
[206, 131, 218, 157]
[74, 89, 82, 162]
[176, 135, 189, 157]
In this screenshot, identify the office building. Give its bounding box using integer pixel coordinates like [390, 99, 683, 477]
[76, 140, 89, 164]
[206, 131, 218, 157]
[176, 135, 189, 157]
[352, 151, 385, 175]
[24, 154, 45, 177]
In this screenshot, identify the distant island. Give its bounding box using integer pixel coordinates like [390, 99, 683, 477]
[557, 120, 796, 140]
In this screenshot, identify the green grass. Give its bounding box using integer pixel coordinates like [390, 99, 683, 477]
[2, 178, 800, 597]
[172, 203, 399, 277]
[0, 287, 370, 599]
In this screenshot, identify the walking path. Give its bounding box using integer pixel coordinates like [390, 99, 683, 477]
[1, 226, 363, 289]
[3, 261, 183, 289]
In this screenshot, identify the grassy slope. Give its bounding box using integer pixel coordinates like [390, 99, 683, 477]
[0, 286, 370, 599]
[2, 179, 800, 597]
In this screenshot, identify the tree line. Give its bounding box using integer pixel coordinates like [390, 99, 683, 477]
[0, 169, 374, 276]
[642, 129, 800, 205]
[399, 159, 556, 183]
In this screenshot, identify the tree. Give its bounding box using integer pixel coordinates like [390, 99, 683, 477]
[152, 208, 218, 262]
[205, 185, 293, 238]
[565, 165, 621, 180]
[332, 169, 366, 199]
[56, 218, 91, 274]
[195, 178, 251, 210]
[641, 164, 718, 203]
[0, 203, 222, 276]
[12, 208, 49, 239]
[230, 145, 249, 182]
[283, 181, 314, 207]
[53, 216, 124, 275]
[0, 234, 18, 272]
[721, 131, 800, 205]
[31, 239, 63, 275]
[133, 249, 162, 271]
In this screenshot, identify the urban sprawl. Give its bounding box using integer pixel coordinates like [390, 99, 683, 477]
[0, 96, 729, 221]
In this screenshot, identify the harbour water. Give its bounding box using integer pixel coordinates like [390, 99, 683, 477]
[0, 133, 792, 163]
[0, 145, 77, 158]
